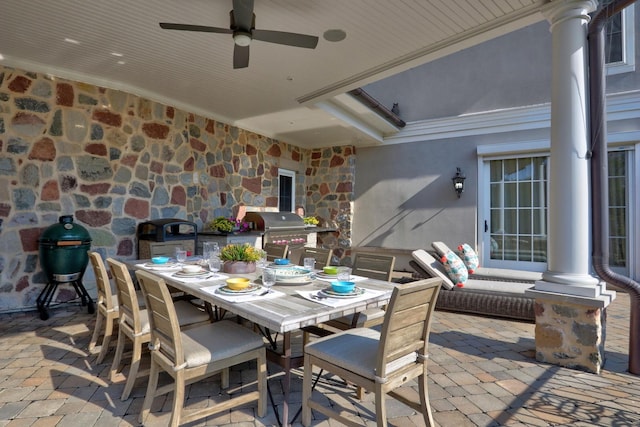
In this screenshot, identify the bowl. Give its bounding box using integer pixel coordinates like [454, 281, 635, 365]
[323, 266, 338, 275]
[151, 256, 170, 264]
[226, 277, 251, 290]
[274, 267, 312, 283]
[330, 281, 355, 294]
[182, 265, 202, 273]
[274, 258, 290, 265]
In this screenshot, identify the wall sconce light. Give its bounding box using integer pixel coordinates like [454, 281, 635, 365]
[452, 167, 466, 198]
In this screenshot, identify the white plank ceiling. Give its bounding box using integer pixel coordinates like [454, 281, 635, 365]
[0, 0, 547, 148]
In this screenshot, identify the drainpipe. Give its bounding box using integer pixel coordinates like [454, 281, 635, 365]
[588, 0, 640, 374]
[348, 88, 406, 128]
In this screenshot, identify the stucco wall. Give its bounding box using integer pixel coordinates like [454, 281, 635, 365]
[0, 65, 355, 313]
[363, 8, 640, 122]
[353, 137, 478, 252]
[362, 21, 552, 122]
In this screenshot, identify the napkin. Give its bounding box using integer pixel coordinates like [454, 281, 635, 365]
[200, 284, 284, 303]
[154, 269, 229, 283]
[296, 287, 385, 308]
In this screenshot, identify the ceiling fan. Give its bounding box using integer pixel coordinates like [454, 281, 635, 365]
[159, 0, 319, 69]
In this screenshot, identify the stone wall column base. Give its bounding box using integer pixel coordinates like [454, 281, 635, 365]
[527, 288, 615, 374]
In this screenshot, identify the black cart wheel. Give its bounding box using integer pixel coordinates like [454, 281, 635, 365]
[87, 301, 95, 314]
[39, 308, 49, 321]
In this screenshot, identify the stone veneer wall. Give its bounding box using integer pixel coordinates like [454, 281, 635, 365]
[0, 65, 356, 313]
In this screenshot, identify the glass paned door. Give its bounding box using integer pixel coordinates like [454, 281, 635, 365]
[486, 156, 548, 270]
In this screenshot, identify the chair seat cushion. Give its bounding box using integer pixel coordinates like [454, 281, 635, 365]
[125, 308, 150, 334]
[306, 328, 381, 379]
[306, 327, 420, 381]
[174, 300, 210, 326]
[181, 320, 264, 368]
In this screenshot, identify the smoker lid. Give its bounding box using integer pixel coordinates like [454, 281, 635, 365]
[39, 215, 92, 243]
[244, 211, 306, 230]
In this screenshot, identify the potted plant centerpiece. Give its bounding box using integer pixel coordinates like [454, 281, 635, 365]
[219, 243, 264, 274]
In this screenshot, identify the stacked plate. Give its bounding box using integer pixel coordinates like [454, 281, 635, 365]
[319, 286, 366, 298]
[271, 267, 312, 285]
[173, 266, 210, 279]
[217, 284, 262, 294]
[143, 262, 181, 271]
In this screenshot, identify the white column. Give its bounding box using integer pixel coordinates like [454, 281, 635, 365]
[536, 0, 601, 297]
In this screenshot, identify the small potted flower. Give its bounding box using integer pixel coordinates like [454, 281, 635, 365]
[219, 243, 264, 274]
[303, 216, 319, 226]
[208, 216, 235, 234]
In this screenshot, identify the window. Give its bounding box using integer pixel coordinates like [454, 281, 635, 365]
[278, 169, 295, 212]
[481, 149, 632, 274]
[486, 157, 549, 269]
[608, 150, 629, 274]
[605, 5, 635, 75]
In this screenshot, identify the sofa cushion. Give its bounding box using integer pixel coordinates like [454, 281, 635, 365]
[411, 249, 454, 290]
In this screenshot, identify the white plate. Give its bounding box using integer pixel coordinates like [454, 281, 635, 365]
[319, 287, 366, 298]
[268, 262, 296, 268]
[316, 272, 337, 279]
[173, 270, 209, 278]
[217, 284, 261, 294]
[316, 274, 355, 282]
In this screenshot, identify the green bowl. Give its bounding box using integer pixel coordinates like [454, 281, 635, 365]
[323, 266, 338, 275]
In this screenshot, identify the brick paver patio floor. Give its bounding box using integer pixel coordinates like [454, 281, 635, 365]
[0, 291, 638, 426]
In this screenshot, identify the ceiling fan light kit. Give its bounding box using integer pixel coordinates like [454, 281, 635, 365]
[233, 32, 252, 46]
[159, 0, 319, 69]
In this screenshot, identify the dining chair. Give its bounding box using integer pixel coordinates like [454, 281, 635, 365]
[107, 258, 211, 401]
[263, 242, 289, 262]
[326, 252, 396, 330]
[301, 277, 442, 427]
[301, 252, 396, 396]
[300, 246, 333, 267]
[135, 270, 267, 427]
[87, 252, 119, 364]
[351, 252, 396, 282]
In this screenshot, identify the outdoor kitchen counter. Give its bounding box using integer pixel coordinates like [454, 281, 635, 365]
[306, 226, 337, 232]
[197, 231, 263, 254]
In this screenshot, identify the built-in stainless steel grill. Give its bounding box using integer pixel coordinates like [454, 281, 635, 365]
[244, 211, 311, 248]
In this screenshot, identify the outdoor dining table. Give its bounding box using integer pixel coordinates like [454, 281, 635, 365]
[128, 259, 395, 426]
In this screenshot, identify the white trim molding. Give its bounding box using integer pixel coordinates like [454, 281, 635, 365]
[383, 90, 640, 146]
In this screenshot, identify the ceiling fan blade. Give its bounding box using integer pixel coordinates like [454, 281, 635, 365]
[252, 29, 318, 49]
[159, 23, 232, 34]
[233, 45, 250, 69]
[232, 0, 254, 30]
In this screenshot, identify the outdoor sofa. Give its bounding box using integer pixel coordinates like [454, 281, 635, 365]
[410, 242, 540, 322]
